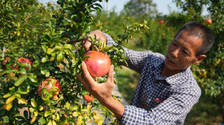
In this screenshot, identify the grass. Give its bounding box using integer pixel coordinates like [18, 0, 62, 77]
[115, 66, 140, 104]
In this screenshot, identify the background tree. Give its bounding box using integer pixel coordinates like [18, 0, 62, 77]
[174, 0, 210, 17]
[123, 0, 158, 18]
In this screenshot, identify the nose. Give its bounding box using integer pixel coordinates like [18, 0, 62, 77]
[171, 48, 179, 58]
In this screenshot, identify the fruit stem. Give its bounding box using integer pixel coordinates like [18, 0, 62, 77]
[92, 45, 100, 52]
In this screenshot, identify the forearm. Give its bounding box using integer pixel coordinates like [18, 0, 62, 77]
[100, 96, 125, 120]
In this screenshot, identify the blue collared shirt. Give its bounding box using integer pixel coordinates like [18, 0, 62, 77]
[105, 33, 201, 125]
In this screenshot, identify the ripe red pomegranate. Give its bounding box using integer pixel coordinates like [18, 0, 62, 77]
[12, 57, 33, 70]
[38, 78, 61, 99]
[83, 94, 93, 103]
[205, 19, 212, 25]
[83, 51, 111, 77]
[158, 19, 164, 24]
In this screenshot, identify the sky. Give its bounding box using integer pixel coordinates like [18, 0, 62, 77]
[39, 0, 208, 15]
[38, 0, 182, 15]
[99, 0, 180, 15]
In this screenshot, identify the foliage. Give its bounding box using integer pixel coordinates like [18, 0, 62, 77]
[123, 0, 157, 18]
[0, 0, 128, 124]
[185, 94, 222, 125]
[0, 0, 150, 124]
[93, 10, 128, 42]
[174, 0, 210, 16]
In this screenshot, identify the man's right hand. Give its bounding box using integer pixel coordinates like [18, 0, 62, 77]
[82, 30, 107, 51]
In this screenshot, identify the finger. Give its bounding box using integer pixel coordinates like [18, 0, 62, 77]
[106, 65, 114, 84]
[75, 72, 90, 91]
[82, 40, 92, 52]
[81, 61, 96, 86]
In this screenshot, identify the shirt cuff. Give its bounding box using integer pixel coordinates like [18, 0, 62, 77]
[120, 105, 135, 124]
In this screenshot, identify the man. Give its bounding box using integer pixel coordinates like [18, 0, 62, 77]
[76, 21, 215, 124]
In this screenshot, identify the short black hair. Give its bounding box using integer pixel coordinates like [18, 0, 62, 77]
[175, 21, 215, 56]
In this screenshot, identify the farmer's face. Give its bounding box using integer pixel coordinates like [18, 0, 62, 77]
[164, 30, 204, 73]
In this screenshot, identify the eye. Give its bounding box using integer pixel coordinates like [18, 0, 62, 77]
[182, 50, 189, 56]
[172, 42, 178, 46]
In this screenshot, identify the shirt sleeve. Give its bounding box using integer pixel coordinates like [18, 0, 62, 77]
[120, 88, 201, 125]
[104, 33, 153, 73]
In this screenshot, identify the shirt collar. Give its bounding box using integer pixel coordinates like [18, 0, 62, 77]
[165, 67, 192, 86]
[153, 58, 192, 86]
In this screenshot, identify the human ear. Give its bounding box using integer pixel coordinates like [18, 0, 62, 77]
[194, 55, 206, 65]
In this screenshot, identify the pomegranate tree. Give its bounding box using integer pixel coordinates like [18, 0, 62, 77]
[0, 0, 147, 124]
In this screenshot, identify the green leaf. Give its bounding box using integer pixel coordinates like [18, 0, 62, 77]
[65, 102, 70, 109]
[3, 87, 16, 99]
[3, 92, 13, 98]
[70, 105, 78, 111]
[31, 98, 37, 108]
[6, 95, 15, 104]
[44, 110, 52, 117]
[64, 49, 71, 55]
[19, 62, 32, 71]
[56, 51, 64, 62]
[42, 45, 47, 53]
[47, 48, 56, 54]
[28, 74, 38, 83]
[81, 91, 89, 96]
[38, 116, 46, 124]
[14, 75, 27, 86]
[19, 69, 27, 75]
[16, 87, 30, 95]
[41, 57, 48, 63]
[34, 54, 41, 62]
[30, 116, 37, 124]
[63, 44, 74, 50]
[41, 68, 49, 75]
[45, 71, 50, 77]
[0, 69, 17, 76]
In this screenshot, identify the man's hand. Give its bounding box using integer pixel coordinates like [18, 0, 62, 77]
[76, 61, 114, 104]
[76, 62, 125, 120]
[82, 30, 107, 51]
